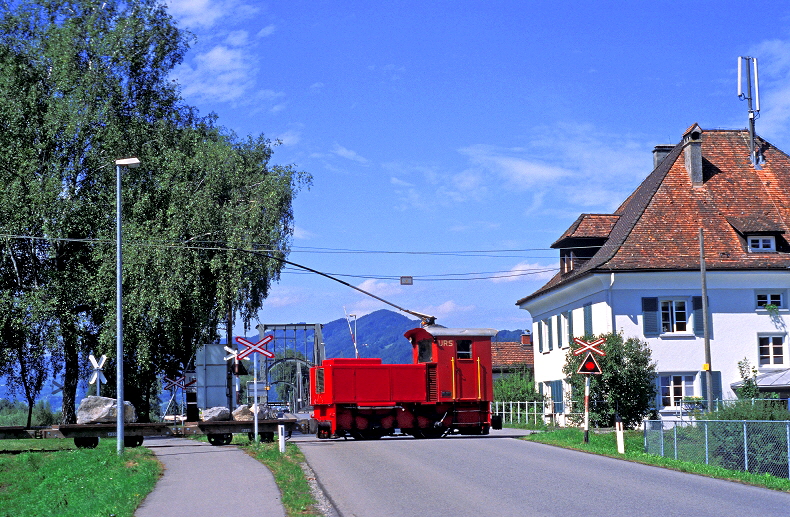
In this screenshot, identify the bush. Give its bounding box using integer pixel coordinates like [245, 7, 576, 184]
[494, 364, 542, 402]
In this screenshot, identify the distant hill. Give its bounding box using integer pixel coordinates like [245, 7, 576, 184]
[323, 309, 420, 364]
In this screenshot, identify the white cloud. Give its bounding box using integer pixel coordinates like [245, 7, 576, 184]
[225, 30, 250, 47]
[332, 144, 369, 164]
[277, 129, 301, 146]
[167, 0, 257, 29]
[175, 45, 258, 102]
[292, 226, 313, 240]
[390, 177, 414, 187]
[356, 279, 403, 298]
[257, 24, 276, 37]
[417, 300, 476, 320]
[490, 262, 558, 284]
[264, 291, 304, 308]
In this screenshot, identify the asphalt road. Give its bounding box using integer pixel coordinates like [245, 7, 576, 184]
[296, 429, 790, 517]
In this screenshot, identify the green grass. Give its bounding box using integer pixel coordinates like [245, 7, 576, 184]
[0, 439, 161, 517]
[527, 428, 790, 492]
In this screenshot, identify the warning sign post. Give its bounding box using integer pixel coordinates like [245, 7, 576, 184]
[574, 338, 605, 444]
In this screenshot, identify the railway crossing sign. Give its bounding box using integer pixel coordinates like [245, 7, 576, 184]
[573, 337, 606, 356]
[52, 380, 64, 395]
[235, 335, 275, 360]
[163, 376, 196, 391]
[89, 354, 107, 396]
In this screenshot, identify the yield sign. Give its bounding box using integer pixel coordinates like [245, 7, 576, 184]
[577, 352, 602, 374]
[236, 335, 274, 360]
[573, 337, 606, 356]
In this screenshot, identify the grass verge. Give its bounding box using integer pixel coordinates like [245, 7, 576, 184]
[191, 434, 321, 517]
[0, 439, 161, 517]
[526, 428, 790, 492]
[243, 438, 321, 517]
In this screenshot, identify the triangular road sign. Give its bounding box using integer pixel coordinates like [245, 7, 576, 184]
[577, 352, 602, 374]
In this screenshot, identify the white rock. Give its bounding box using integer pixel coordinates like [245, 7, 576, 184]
[76, 396, 137, 424]
[202, 406, 231, 422]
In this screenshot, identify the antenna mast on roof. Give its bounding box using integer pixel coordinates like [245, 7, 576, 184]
[738, 56, 762, 169]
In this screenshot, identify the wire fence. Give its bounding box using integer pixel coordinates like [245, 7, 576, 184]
[644, 419, 790, 478]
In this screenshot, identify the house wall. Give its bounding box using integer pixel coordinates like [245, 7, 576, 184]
[522, 270, 790, 413]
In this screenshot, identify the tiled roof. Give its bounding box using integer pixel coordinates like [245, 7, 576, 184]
[491, 341, 533, 367]
[518, 128, 790, 305]
[551, 214, 621, 247]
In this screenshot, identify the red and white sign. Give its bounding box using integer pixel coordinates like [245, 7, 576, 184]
[163, 375, 195, 390]
[573, 337, 606, 356]
[235, 335, 275, 360]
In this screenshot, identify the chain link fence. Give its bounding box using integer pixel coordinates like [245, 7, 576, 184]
[644, 419, 790, 478]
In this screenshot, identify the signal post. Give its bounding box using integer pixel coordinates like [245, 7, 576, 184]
[573, 338, 604, 443]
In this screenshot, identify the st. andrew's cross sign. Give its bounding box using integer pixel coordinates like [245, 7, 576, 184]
[235, 335, 275, 359]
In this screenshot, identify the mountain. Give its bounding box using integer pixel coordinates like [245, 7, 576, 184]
[323, 309, 420, 364]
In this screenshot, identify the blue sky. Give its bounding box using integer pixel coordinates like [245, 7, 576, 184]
[164, 1, 790, 334]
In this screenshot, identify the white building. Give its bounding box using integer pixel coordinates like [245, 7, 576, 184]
[517, 125, 790, 418]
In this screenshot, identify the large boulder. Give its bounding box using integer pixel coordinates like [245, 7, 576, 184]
[202, 406, 231, 422]
[232, 404, 269, 421]
[76, 396, 137, 424]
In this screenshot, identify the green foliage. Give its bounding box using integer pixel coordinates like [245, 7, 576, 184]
[563, 332, 657, 428]
[735, 357, 761, 399]
[0, 440, 160, 517]
[494, 364, 542, 402]
[0, 399, 61, 427]
[0, 0, 310, 422]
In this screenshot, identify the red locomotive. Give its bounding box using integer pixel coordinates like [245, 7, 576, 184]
[310, 325, 503, 439]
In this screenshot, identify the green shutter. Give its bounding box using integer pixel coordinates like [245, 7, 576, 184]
[567, 310, 574, 343]
[537, 320, 543, 353]
[642, 297, 659, 336]
[583, 303, 593, 337]
[692, 296, 705, 336]
[547, 318, 553, 351]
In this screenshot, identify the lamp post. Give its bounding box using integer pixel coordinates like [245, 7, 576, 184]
[115, 157, 139, 454]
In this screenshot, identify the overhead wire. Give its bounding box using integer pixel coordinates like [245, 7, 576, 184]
[0, 232, 560, 282]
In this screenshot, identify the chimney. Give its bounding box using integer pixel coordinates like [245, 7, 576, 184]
[652, 145, 674, 169]
[682, 125, 703, 187]
[521, 331, 532, 346]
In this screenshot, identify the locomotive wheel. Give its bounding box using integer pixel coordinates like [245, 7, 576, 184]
[74, 436, 99, 449]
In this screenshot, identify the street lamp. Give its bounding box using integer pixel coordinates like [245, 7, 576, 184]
[115, 157, 139, 454]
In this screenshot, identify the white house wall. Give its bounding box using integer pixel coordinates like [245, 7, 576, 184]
[521, 270, 790, 408]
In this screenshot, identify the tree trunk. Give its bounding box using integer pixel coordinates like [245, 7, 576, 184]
[60, 317, 79, 425]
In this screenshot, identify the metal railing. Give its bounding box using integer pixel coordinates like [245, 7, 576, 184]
[492, 401, 545, 426]
[644, 419, 790, 478]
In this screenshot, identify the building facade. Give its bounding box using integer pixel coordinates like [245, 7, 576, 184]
[517, 125, 790, 418]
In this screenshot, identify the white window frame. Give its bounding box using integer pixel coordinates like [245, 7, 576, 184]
[748, 235, 776, 252]
[758, 333, 786, 368]
[660, 299, 689, 334]
[659, 374, 695, 408]
[756, 291, 785, 310]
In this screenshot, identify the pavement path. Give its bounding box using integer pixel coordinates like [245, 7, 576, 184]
[134, 437, 285, 517]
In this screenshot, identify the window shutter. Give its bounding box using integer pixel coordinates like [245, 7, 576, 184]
[700, 371, 723, 408]
[537, 320, 544, 353]
[642, 297, 659, 336]
[556, 314, 563, 348]
[550, 380, 564, 413]
[547, 318, 553, 351]
[692, 296, 705, 336]
[567, 310, 574, 343]
[583, 303, 593, 337]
